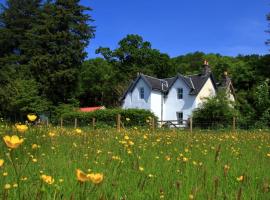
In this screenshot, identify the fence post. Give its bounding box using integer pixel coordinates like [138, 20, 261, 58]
[60, 118, 63, 128]
[117, 114, 121, 132]
[232, 117, 236, 132]
[190, 117, 193, 133]
[74, 118, 77, 129]
[92, 118, 96, 129]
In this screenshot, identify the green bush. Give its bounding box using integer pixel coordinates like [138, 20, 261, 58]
[192, 90, 237, 129]
[60, 108, 157, 127]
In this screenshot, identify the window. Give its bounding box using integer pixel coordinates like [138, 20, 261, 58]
[140, 87, 144, 99]
[177, 88, 183, 99]
[177, 112, 183, 124]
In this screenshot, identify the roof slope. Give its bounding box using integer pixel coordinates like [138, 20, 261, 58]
[121, 72, 218, 100]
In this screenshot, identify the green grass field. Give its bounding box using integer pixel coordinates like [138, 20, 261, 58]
[0, 125, 270, 199]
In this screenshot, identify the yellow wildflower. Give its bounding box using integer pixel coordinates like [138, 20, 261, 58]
[27, 114, 37, 122]
[87, 173, 104, 184]
[13, 183, 18, 188]
[32, 144, 38, 149]
[139, 166, 144, 171]
[3, 172, 8, 176]
[237, 175, 244, 182]
[3, 135, 24, 149]
[0, 159, 4, 167]
[41, 174, 54, 184]
[4, 184, 11, 190]
[32, 158, 38, 163]
[124, 135, 129, 140]
[267, 153, 270, 157]
[15, 124, 28, 133]
[183, 157, 188, 162]
[75, 128, 82, 134]
[76, 169, 89, 182]
[48, 132, 56, 137]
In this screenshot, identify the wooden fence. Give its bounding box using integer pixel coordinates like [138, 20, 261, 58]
[56, 115, 237, 132]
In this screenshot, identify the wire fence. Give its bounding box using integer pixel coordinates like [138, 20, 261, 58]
[2, 114, 266, 131]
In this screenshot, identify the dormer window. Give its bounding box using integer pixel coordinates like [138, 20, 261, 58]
[140, 87, 144, 99]
[177, 88, 183, 99]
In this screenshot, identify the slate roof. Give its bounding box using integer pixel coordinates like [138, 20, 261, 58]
[121, 72, 218, 100]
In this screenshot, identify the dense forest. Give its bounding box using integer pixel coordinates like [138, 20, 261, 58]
[0, 0, 269, 127]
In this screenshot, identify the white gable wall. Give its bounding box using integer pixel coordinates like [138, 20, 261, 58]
[163, 78, 196, 121]
[195, 78, 216, 108]
[122, 78, 151, 110]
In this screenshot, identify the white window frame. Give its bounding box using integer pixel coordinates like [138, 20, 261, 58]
[177, 88, 183, 99]
[140, 87, 144, 99]
[177, 112, 183, 125]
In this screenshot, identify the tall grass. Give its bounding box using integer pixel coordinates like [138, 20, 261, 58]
[0, 125, 270, 199]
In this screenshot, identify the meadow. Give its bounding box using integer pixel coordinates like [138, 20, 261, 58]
[0, 123, 270, 199]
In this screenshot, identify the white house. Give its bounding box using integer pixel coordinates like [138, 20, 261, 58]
[121, 62, 235, 125]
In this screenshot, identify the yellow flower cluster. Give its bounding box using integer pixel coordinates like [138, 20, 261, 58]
[76, 169, 103, 184]
[41, 174, 54, 184]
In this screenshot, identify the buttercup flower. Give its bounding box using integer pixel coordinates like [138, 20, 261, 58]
[87, 173, 104, 184]
[0, 159, 4, 167]
[41, 174, 54, 184]
[75, 129, 82, 134]
[27, 114, 37, 122]
[3, 135, 24, 149]
[48, 132, 56, 137]
[76, 169, 89, 182]
[237, 175, 244, 182]
[15, 124, 28, 133]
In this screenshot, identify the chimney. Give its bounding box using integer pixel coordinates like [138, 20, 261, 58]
[202, 60, 211, 76]
[222, 71, 230, 87]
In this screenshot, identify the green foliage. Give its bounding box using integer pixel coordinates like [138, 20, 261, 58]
[254, 79, 270, 128]
[192, 91, 237, 128]
[79, 58, 115, 106]
[0, 79, 49, 119]
[0, 0, 95, 119]
[60, 108, 157, 127]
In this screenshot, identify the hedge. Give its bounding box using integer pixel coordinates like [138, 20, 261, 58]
[60, 108, 157, 127]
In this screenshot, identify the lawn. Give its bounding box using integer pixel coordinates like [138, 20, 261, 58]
[0, 124, 270, 199]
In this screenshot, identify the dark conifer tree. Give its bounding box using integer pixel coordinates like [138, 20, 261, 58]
[25, 0, 95, 104]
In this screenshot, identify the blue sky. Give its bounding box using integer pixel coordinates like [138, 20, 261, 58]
[1, 0, 269, 58]
[84, 0, 269, 58]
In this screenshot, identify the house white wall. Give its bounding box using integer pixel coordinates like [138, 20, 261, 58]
[150, 90, 162, 120]
[163, 78, 196, 121]
[195, 78, 216, 108]
[122, 76, 219, 124]
[122, 78, 151, 110]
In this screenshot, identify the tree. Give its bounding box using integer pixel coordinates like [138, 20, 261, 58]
[192, 91, 237, 128]
[254, 79, 270, 127]
[79, 58, 116, 106]
[96, 34, 174, 101]
[24, 0, 95, 104]
[0, 0, 42, 117]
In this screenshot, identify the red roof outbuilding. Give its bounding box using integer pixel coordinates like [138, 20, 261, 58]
[79, 106, 105, 112]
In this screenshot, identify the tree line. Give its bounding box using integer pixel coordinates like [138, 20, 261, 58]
[0, 0, 269, 127]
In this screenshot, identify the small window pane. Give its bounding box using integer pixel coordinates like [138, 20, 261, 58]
[177, 112, 183, 124]
[140, 87, 144, 99]
[177, 88, 183, 99]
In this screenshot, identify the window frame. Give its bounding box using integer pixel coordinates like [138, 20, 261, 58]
[177, 88, 183, 99]
[140, 87, 144, 99]
[177, 112, 183, 125]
